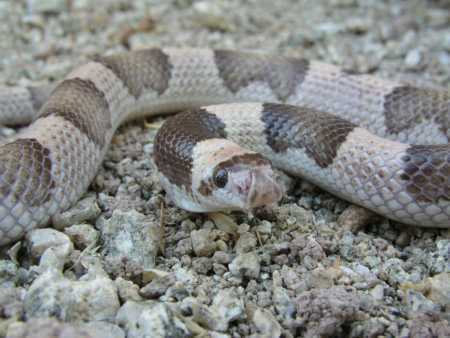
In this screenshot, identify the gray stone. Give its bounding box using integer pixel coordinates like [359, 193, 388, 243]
[405, 49, 423, 69]
[337, 205, 377, 231]
[6, 318, 92, 338]
[192, 257, 213, 274]
[191, 228, 217, 257]
[52, 195, 101, 230]
[174, 238, 193, 256]
[96, 210, 160, 277]
[192, 302, 225, 332]
[208, 332, 231, 338]
[426, 273, 450, 311]
[406, 312, 450, 337]
[250, 308, 282, 338]
[295, 286, 369, 338]
[229, 252, 261, 279]
[27, 0, 67, 14]
[173, 267, 197, 287]
[83, 322, 125, 338]
[255, 220, 272, 235]
[369, 284, 385, 301]
[6, 318, 125, 338]
[24, 263, 119, 322]
[235, 232, 257, 254]
[0, 287, 24, 319]
[273, 286, 295, 319]
[140, 274, 175, 299]
[211, 288, 245, 330]
[114, 277, 143, 302]
[339, 231, 355, 260]
[0, 260, 19, 286]
[116, 300, 190, 338]
[191, 288, 245, 332]
[64, 224, 99, 249]
[308, 266, 342, 288]
[275, 204, 314, 227]
[26, 229, 73, 261]
[213, 263, 227, 276]
[256, 291, 272, 307]
[431, 240, 450, 273]
[403, 289, 441, 313]
[0, 127, 16, 138]
[212, 251, 232, 264]
[280, 266, 303, 291]
[209, 213, 238, 236]
[381, 258, 412, 284]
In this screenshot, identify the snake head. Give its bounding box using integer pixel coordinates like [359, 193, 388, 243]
[192, 141, 283, 211]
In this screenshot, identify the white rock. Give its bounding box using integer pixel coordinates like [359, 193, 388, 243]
[116, 300, 190, 338]
[229, 252, 261, 279]
[52, 194, 101, 230]
[404, 49, 423, 69]
[27, 0, 67, 13]
[191, 228, 217, 257]
[24, 265, 119, 322]
[97, 210, 159, 277]
[211, 288, 245, 330]
[64, 223, 99, 249]
[251, 308, 282, 338]
[26, 228, 72, 258]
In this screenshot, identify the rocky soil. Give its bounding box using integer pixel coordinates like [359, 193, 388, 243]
[0, 0, 449, 337]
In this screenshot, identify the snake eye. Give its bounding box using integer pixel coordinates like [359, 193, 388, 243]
[213, 169, 228, 188]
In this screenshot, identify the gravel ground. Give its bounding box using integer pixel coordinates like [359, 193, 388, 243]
[0, 1, 449, 337]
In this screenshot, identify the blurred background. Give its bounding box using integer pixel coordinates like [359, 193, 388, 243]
[0, 0, 449, 89]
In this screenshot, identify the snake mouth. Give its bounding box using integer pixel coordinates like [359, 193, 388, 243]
[246, 168, 282, 209]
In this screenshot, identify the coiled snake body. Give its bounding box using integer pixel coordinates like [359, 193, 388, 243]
[0, 48, 449, 245]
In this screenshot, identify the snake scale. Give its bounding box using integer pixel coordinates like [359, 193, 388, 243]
[0, 48, 449, 245]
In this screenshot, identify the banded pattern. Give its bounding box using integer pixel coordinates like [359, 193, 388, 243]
[0, 48, 449, 245]
[39, 78, 112, 146]
[260, 102, 357, 167]
[154, 109, 226, 190]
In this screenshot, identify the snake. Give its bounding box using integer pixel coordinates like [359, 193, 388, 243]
[0, 48, 449, 246]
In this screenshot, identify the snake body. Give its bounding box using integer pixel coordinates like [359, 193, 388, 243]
[0, 48, 449, 245]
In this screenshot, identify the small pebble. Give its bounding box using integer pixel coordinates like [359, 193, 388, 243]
[403, 289, 441, 313]
[273, 286, 296, 319]
[404, 49, 424, 69]
[370, 284, 385, 301]
[6, 317, 125, 338]
[24, 265, 120, 322]
[0, 287, 24, 319]
[26, 228, 73, 261]
[116, 300, 190, 337]
[251, 308, 282, 338]
[64, 223, 99, 249]
[235, 232, 257, 254]
[96, 210, 159, 277]
[192, 257, 213, 274]
[192, 288, 245, 332]
[229, 252, 261, 279]
[0, 260, 19, 286]
[212, 251, 232, 264]
[337, 205, 376, 231]
[395, 231, 411, 247]
[52, 195, 101, 230]
[114, 277, 143, 303]
[211, 288, 246, 330]
[140, 274, 175, 299]
[191, 228, 217, 257]
[255, 220, 272, 235]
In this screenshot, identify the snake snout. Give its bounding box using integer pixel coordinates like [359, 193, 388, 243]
[246, 168, 282, 208]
